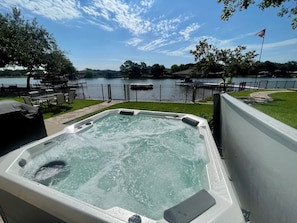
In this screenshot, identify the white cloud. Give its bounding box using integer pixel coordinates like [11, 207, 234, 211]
[139, 38, 167, 51]
[161, 49, 186, 57]
[0, 0, 205, 55]
[140, 0, 155, 8]
[245, 38, 297, 52]
[187, 35, 239, 50]
[86, 19, 114, 31]
[265, 38, 297, 48]
[167, 36, 239, 58]
[179, 23, 200, 40]
[127, 38, 143, 46]
[0, 0, 189, 41]
[154, 17, 182, 37]
[81, 5, 101, 17]
[1, 0, 82, 20]
[89, 0, 155, 35]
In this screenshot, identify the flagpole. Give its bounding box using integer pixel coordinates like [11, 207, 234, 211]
[259, 35, 265, 62]
[255, 28, 266, 86]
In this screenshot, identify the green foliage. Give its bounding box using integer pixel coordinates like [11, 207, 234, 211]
[170, 63, 195, 74]
[255, 60, 297, 77]
[0, 69, 27, 77]
[171, 64, 180, 73]
[190, 39, 257, 84]
[84, 70, 94, 78]
[120, 60, 167, 78]
[218, 0, 297, 29]
[45, 49, 76, 76]
[0, 8, 76, 88]
[120, 60, 142, 78]
[151, 64, 165, 78]
[0, 8, 56, 69]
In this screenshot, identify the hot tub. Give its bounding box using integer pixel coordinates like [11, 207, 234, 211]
[0, 109, 244, 223]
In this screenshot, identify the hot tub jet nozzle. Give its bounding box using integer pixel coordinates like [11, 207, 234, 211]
[128, 214, 141, 223]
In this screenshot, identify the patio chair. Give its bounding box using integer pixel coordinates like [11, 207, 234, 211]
[22, 96, 40, 108]
[28, 91, 40, 98]
[50, 93, 66, 106]
[67, 90, 75, 104]
[45, 88, 54, 94]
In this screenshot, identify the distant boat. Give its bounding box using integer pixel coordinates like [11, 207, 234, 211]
[175, 77, 193, 86]
[130, 83, 153, 90]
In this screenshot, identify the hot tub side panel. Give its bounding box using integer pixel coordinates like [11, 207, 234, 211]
[0, 189, 66, 223]
[0, 175, 125, 223]
[220, 93, 297, 223]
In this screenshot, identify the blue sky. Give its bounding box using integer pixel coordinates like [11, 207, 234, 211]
[1, 0, 296, 71]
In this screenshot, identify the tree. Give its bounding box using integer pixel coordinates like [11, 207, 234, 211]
[190, 39, 257, 89]
[84, 69, 94, 78]
[140, 62, 148, 74]
[44, 49, 76, 76]
[0, 8, 75, 88]
[285, 61, 297, 71]
[171, 64, 180, 73]
[120, 60, 141, 78]
[218, 0, 297, 29]
[151, 64, 165, 78]
[0, 13, 11, 67]
[1, 8, 57, 88]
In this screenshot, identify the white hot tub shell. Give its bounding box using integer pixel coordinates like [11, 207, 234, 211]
[0, 109, 245, 223]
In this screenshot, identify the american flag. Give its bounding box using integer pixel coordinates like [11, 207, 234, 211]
[256, 29, 265, 38]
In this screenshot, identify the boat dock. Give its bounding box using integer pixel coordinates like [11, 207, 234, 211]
[176, 81, 260, 91]
[200, 82, 260, 90]
[130, 83, 154, 90]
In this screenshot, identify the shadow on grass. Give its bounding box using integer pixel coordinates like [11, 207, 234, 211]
[41, 105, 73, 118]
[272, 98, 286, 102]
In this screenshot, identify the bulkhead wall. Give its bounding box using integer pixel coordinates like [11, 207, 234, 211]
[220, 93, 297, 223]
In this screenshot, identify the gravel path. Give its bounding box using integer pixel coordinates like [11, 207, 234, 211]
[244, 89, 293, 104]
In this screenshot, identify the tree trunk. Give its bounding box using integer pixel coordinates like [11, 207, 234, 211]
[221, 76, 227, 92]
[26, 73, 32, 89]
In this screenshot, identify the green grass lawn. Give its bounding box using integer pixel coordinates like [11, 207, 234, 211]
[2, 91, 297, 129]
[253, 92, 297, 129]
[40, 99, 102, 119]
[228, 89, 275, 98]
[0, 97, 102, 119]
[0, 96, 213, 121]
[102, 102, 213, 121]
[230, 90, 297, 129]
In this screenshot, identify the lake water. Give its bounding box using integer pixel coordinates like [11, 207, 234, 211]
[1, 77, 297, 102]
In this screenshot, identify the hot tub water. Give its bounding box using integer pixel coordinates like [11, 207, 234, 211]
[23, 114, 209, 220]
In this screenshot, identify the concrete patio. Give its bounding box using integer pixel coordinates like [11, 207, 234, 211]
[44, 100, 122, 135]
